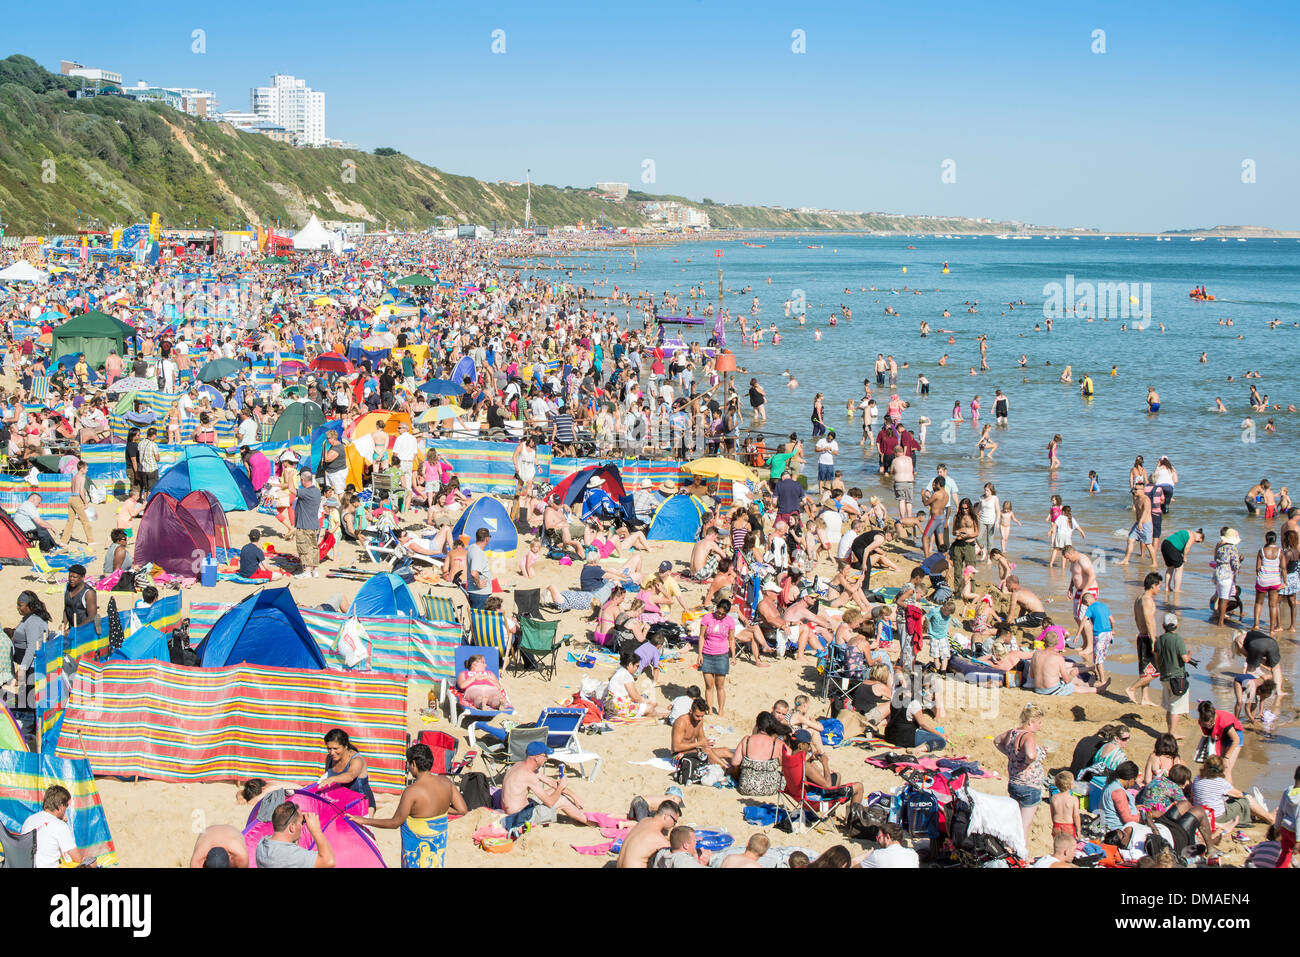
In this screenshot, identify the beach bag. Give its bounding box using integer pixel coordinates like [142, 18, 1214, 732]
[899, 784, 942, 842]
[844, 801, 890, 841]
[567, 693, 605, 726]
[674, 751, 708, 786]
[742, 803, 790, 828]
[458, 772, 492, 812]
[336, 616, 370, 669]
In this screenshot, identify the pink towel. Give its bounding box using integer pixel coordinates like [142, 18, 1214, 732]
[585, 812, 629, 830]
[573, 841, 616, 855]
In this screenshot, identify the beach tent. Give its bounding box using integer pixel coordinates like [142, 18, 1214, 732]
[107, 625, 170, 663]
[646, 494, 706, 543]
[451, 355, 475, 386]
[0, 508, 33, 565]
[451, 496, 518, 557]
[269, 402, 326, 443]
[135, 491, 229, 576]
[550, 464, 627, 507]
[292, 214, 341, 253]
[243, 787, 384, 868]
[0, 260, 48, 283]
[150, 445, 258, 511]
[197, 587, 325, 670]
[350, 411, 412, 439]
[50, 310, 135, 367]
[352, 572, 423, 619]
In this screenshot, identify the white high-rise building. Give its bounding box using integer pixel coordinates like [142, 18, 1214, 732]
[250, 74, 326, 147]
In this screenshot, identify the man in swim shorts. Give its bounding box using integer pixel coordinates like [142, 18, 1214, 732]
[1063, 545, 1099, 623]
[1125, 572, 1163, 706]
[350, 743, 468, 868]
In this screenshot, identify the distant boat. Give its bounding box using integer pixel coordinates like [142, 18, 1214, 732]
[1103, 236, 1111, 240]
[1189, 237, 1205, 242]
[1237, 237, 1247, 242]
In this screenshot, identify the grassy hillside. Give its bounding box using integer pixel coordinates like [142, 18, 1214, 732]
[0, 54, 1032, 235]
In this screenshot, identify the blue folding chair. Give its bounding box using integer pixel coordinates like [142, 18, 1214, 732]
[469, 707, 603, 780]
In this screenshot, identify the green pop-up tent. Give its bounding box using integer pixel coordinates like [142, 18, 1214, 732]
[51, 310, 135, 368]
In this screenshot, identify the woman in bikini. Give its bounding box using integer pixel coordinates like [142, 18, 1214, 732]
[1141, 732, 1187, 785]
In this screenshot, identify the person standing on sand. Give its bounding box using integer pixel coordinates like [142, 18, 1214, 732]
[1126, 572, 1163, 706]
[1117, 487, 1157, 566]
[1154, 613, 1192, 738]
[349, 743, 467, 869]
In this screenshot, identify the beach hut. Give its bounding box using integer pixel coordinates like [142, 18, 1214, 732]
[50, 310, 135, 368]
[269, 402, 326, 443]
[150, 445, 258, 512]
[197, 587, 325, 670]
[0, 508, 33, 565]
[352, 572, 423, 619]
[134, 491, 229, 577]
[646, 494, 706, 543]
[451, 496, 518, 557]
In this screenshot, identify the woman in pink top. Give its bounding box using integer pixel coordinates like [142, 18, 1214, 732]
[698, 598, 738, 715]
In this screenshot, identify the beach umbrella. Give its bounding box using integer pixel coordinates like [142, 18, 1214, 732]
[361, 332, 396, 349]
[417, 405, 466, 425]
[685, 456, 758, 484]
[197, 358, 243, 382]
[281, 385, 308, 399]
[416, 378, 465, 397]
[261, 256, 289, 265]
[309, 352, 354, 375]
[395, 274, 437, 287]
[54, 352, 83, 371]
[107, 376, 155, 395]
[312, 296, 337, 306]
[277, 359, 309, 376]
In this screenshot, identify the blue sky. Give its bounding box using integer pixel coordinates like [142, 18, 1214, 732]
[4, 0, 1297, 231]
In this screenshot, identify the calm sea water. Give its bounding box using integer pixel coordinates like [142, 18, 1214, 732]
[522, 234, 1300, 790]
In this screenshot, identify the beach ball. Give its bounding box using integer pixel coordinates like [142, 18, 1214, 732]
[1129, 295, 1138, 303]
[901, 267, 907, 273]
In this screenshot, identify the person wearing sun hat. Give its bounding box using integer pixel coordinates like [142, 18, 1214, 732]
[1213, 527, 1243, 627]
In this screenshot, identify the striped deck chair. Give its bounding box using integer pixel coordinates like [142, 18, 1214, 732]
[30, 375, 49, 404]
[422, 592, 462, 628]
[468, 608, 513, 662]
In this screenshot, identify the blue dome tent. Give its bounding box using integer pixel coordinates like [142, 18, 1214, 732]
[451, 496, 518, 557]
[197, 588, 325, 670]
[647, 494, 706, 543]
[107, 625, 170, 663]
[150, 445, 258, 512]
[352, 572, 422, 619]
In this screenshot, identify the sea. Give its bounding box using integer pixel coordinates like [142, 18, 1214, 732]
[515, 233, 1300, 793]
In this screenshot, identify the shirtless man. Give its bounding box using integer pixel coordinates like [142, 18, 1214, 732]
[1028, 645, 1097, 695]
[671, 697, 733, 766]
[616, 800, 682, 868]
[542, 500, 579, 554]
[690, 526, 728, 582]
[189, 824, 250, 868]
[1004, 576, 1047, 629]
[349, 742, 468, 842]
[1125, 572, 1163, 706]
[1063, 545, 1098, 623]
[720, 833, 770, 868]
[735, 581, 783, 662]
[1118, 488, 1156, 566]
[785, 593, 835, 664]
[919, 477, 949, 557]
[500, 741, 590, 825]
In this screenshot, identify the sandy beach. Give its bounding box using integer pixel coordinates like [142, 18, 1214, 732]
[7, 491, 1265, 868]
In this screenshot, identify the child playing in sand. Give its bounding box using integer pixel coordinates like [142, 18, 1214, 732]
[518, 539, 541, 579]
[116, 487, 145, 528]
[1050, 771, 1082, 840]
[988, 548, 1016, 591]
[1035, 616, 1069, 651]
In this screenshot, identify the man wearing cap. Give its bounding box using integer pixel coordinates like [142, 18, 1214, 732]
[790, 729, 864, 804]
[500, 740, 590, 830]
[737, 580, 785, 662]
[293, 468, 323, 579]
[1155, 613, 1191, 736]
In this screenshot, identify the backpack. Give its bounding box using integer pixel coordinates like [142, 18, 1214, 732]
[844, 801, 890, 841]
[458, 772, 492, 812]
[674, 751, 708, 786]
[898, 784, 942, 841]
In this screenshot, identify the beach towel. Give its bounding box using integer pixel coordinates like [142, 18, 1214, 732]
[628, 758, 676, 772]
[401, 813, 448, 868]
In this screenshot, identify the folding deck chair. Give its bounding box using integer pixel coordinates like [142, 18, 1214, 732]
[421, 591, 464, 629]
[26, 548, 59, 585]
[508, 618, 568, 680]
[469, 608, 514, 663]
[778, 751, 856, 835]
[441, 645, 515, 726]
[468, 707, 602, 781]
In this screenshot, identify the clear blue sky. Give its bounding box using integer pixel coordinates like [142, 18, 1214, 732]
[5, 0, 1297, 231]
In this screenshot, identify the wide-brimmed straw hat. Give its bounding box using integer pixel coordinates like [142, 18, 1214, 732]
[1220, 528, 1241, 545]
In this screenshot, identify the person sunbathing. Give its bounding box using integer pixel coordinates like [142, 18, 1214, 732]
[456, 654, 509, 710]
[399, 526, 452, 558]
[613, 525, 657, 552]
[980, 640, 1033, 672]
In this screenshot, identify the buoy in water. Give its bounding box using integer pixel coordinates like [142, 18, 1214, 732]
[901, 267, 907, 273]
[1129, 295, 1138, 304]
